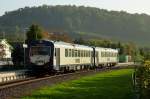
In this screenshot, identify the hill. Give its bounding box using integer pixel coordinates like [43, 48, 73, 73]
[0, 5, 150, 46]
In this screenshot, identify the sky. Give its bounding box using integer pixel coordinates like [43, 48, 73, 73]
[1, 0, 150, 16]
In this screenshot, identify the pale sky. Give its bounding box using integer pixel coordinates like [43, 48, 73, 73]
[0, 0, 150, 16]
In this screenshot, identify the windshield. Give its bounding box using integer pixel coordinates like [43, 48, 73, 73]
[30, 46, 51, 56]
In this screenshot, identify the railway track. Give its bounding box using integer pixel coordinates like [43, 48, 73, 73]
[0, 65, 135, 99]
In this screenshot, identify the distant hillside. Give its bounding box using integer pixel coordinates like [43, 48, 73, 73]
[0, 5, 150, 46]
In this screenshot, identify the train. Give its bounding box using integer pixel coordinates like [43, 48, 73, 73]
[27, 40, 118, 75]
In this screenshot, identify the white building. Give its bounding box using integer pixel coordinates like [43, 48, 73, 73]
[0, 39, 12, 59]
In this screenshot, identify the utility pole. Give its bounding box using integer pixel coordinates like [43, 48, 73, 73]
[36, 32, 37, 40]
[23, 29, 28, 68]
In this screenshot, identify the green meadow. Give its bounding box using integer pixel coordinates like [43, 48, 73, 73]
[23, 69, 134, 99]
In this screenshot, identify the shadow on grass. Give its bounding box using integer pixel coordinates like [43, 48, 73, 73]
[23, 69, 134, 99]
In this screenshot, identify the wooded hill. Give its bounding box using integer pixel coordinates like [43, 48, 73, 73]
[0, 5, 150, 46]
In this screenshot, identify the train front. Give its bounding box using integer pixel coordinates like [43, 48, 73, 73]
[28, 40, 54, 74]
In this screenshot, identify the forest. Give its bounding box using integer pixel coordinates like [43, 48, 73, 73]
[0, 5, 150, 46]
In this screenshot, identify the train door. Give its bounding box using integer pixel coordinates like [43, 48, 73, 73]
[91, 51, 94, 66]
[56, 48, 60, 67]
[96, 51, 99, 66]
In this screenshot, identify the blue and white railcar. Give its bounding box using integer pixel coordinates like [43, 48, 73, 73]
[28, 40, 54, 72]
[28, 40, 94, 73]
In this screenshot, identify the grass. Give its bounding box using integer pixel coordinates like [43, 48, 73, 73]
[22, 69, 134, 99]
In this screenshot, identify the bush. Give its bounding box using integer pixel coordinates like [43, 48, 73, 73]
[135, 60, 150, 99]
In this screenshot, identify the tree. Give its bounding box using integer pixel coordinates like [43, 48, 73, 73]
[1, 5, 150, 45]
[74, 37, 85, 44]
[11, 44, 24, 67]
[26, 24, 44, 41]
[47, 32, 72, 43]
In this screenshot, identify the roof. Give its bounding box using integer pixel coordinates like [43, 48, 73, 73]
[53, 41, 93, 50]
[95, 47, 118, 52]
[33, 39, 118, 51]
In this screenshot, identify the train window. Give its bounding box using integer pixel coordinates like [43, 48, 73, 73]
[91, 51, 93, 57]
[112, 53, 114, 57]
[83, 50, 85, 57]
[30, 46, 51, 56]
[101, 52, 104, 57]
[107, 52, 109, 57]
[111, 53, 113, 57]
[75, 50, 77, 57]
[114, 53, 116, 57]
[65, 49, 68, 57]
[78, 50, 80, 57]
[84, 50, 86, 57]
[113, 53, 116, 57]
[72, 49, 74, 57]
[82, 50, 84, 57]
[104, 52, 106, 57]
[107, 52, 108, 57]
[91, 51, 94, 57]
[110, 53, 112, 57]
[105, 52, 107, 57]
[81, 50, 83, 57]
[103, 52, 105, 57]
[111, 53, 114, 57]
[109, 52, 111, 57]
[96, 51, 98, 57]
[69, 49, 72, 57]
[102, 52, 104, 57]
[86, 51, 88, 57]
[101, 52, 103, 57]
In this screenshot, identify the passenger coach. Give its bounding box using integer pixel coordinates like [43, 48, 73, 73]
[94, 47, 118, 67]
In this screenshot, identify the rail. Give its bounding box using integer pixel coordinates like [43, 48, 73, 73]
[0, 70, 29, 84]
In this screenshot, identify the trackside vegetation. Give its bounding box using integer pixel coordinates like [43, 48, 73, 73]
[23, 69, 134, 99]
[135, 61, 150, 99]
